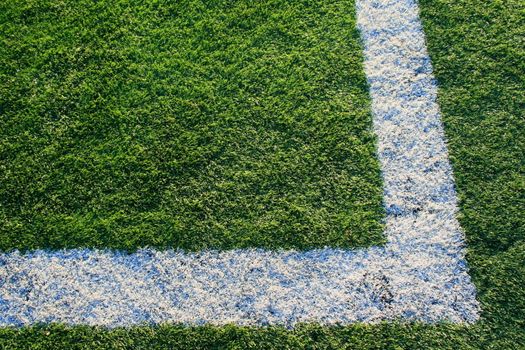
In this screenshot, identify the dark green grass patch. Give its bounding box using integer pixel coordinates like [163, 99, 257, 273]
[0, 0, 385, 251]
[0, 0, 524, 349]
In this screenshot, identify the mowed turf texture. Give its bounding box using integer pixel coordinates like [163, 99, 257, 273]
[0, 0, 385, 251]
[1, 0, 524, 349]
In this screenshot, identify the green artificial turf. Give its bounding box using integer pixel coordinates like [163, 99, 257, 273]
[1, 0, 524, 349]
[0, 0, 385, 251]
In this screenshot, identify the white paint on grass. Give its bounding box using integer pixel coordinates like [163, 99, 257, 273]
[0, 0, 479, 327]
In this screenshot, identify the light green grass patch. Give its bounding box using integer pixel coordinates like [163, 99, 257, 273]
[0, 0, 384, 251]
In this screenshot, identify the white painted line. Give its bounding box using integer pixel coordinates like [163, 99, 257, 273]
[0, 0, 479, 327]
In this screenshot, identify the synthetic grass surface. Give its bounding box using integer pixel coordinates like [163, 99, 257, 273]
[0, 0, 524, 349]
[0, 0, 384, 251]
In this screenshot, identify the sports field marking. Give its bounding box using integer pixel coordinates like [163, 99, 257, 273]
[0, 0, 479, 327]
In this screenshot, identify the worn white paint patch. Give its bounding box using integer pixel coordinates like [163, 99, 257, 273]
[0, 0, 479, 327]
